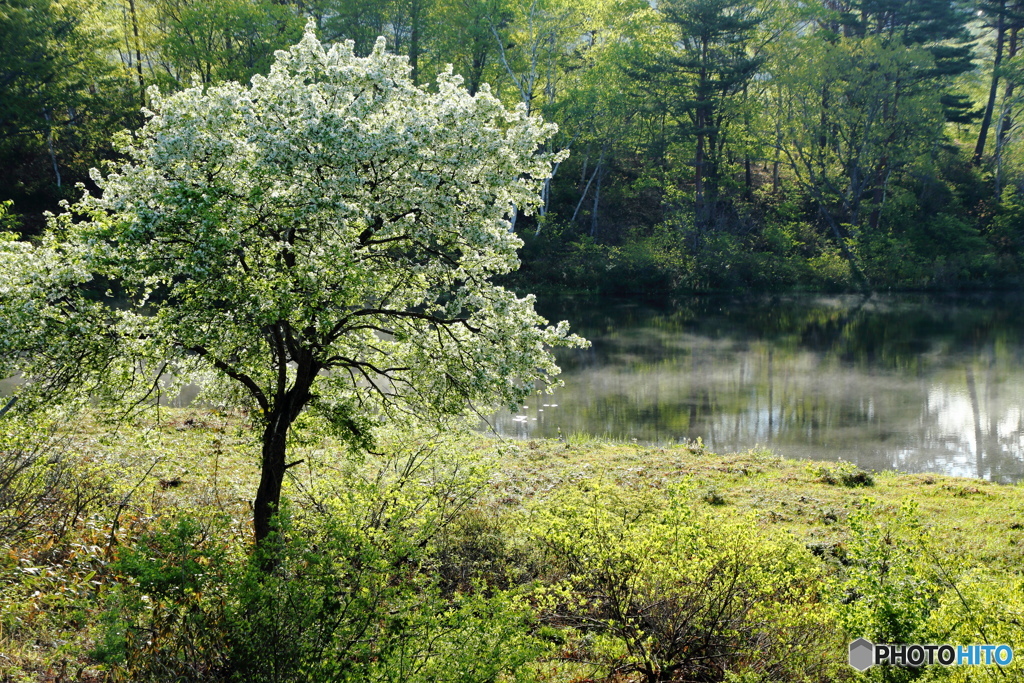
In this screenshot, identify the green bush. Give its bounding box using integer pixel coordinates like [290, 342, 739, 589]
[809, 461, 874, 487]
[527, 482, 844, 682]
[98, 513, 237, 680]
[838, 498, 1024, 681]
[101, 507, 546, 683]
[918, 570, 1024, 681]
[228, 513, 545, 683]
[838, 500, 943, 683]
[99, 428, 547, 683]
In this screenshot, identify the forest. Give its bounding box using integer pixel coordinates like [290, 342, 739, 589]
[5, 0, 1024, 294]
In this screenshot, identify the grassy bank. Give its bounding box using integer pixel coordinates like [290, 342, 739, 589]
[2, 409, 1023, 681]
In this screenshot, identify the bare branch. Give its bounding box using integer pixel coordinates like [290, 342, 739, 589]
[189, 345, 269, 414]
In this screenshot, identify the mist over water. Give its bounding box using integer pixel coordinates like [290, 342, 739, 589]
[491, 293, 1024, 483]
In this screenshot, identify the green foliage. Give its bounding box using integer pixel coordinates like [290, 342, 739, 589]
[0, 200, 19, 233]
[918, 570, 1024, 681]
[0, 0, 135, 232]
[527, 481, 843, 682]
[151, 0, 304, 89]
[987, 187, 1024, 273]
[111, 515, 231, 598]
[809, 461, 874, 488]
[1, 0, 1022, 291]
[838, 497, 1024, 681]
[98, 514, 236, 678]
[95, 427, 545, 682]
[838, 500, 938, 682]
[102, 503, 546, 683]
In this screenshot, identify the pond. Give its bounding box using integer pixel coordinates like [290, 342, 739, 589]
[489, 292, 1024, 483]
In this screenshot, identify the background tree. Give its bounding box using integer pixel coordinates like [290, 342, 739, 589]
[149, 0, 304, 88]
[0, 0, 135, 233]
[427, 0, 509, 94]
[0, 27, 584, 546]
[774, 35, 944, 280]
[3, 0, 1024, 293]
[640, 0, 767, 228]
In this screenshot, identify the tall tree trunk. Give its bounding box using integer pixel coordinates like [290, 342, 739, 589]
[742, 83, 752, 199]
[43, 109, 61, 188]
[468, 49, 486, 95]
[975, 0, 1007, 165]
[694, 107, 707, 226]
[744, 156, 752, 198]
[995, 23, 1019, 196]
[694, 37, 709, 228]
[867, 159, 889, 232]
[128, 0, 145, 113]
[573, 145, 606, 223]
[772, 96, 782, 192]
[409, 0, 421, 84]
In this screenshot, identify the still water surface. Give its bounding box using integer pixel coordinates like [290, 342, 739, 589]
[490, 293, 1024, 482]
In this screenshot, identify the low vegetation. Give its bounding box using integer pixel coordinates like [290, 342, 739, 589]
[1, 408, 1023, 682]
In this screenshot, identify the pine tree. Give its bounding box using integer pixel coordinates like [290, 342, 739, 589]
[643, 0, 766, 227]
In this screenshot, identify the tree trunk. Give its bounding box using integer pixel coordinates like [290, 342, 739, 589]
[995, 24, 1019, 196]
[409, 0, 421, 84]
[254, 413, 289, 544]
[43, 109, 61, 188]
[772, 95, 782, 192]
[975, 0, 1007, 165]
[468, 49, 486, 95]
[695, 105, 706, 225]
[128, 0, 145, 114]
[572, 156, 601, 223]
[742, 83, 752, 199]
[818, 204, 870, 289]
[252, 361, 317, 547]
[694, 37, 709, 228]
[868, 154, 889, 232]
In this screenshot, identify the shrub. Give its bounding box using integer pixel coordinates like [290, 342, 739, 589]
[100, 430, 547, 683]
[837, 500, 939, 683]
[0, 412, 112, 547]
[809, 461, 874, 488]
[918, 570, 1024, 681]
[838, 498, 1024, 682]
[98, 513, 236, 680]
[527, 482, 844, 682]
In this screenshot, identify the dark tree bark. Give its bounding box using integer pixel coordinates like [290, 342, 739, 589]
[995, 12, 1022, 195]
[128, 0, 145, 115]
[252, 352, 318, 545]
[975, 0, 1007, 165]
[409, 0, 421, 84]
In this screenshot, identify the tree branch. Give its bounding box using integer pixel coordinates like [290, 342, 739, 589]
[189, 345, 270, 414]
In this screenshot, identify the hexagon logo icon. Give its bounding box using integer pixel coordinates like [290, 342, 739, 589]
[849, 638, 875, 671]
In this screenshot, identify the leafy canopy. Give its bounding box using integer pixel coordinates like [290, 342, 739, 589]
[0, 24, 583, 445]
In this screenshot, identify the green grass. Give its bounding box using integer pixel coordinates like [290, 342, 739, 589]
[486, 435, 1024, 571]
[2, 409, 1024, 681]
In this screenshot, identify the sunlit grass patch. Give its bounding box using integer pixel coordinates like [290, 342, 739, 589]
[4, 409, 1024, 681]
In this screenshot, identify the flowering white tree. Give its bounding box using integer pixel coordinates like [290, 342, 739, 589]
[0, 25, 583, 544]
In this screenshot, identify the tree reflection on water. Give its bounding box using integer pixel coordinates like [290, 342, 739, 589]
[493, 293, 1024, 482]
